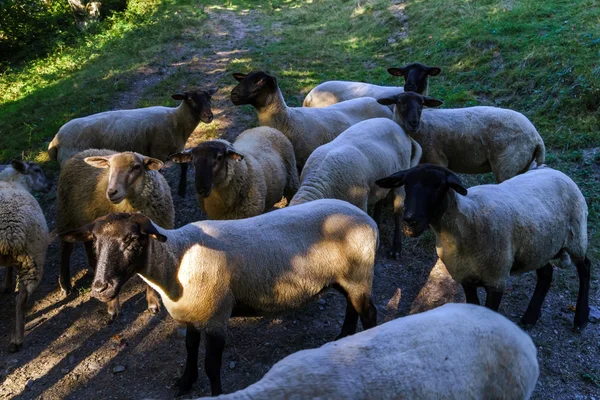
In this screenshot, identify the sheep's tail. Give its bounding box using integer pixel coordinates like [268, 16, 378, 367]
[409, 137, 423, 168]
[47, 136, 59, 161]
[520, 141, 546, 174]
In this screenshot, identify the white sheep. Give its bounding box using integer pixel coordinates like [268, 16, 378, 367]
[290, 118, 421, 258]
[170, 127, 299, 219]
[0, 161, 51, 352]
[56, 149, 174, 318]
[377, 92, 546, 182]
[230, 71, 392, 170]
[60, 199, 379, 396]
[194, 303, 539, 400]
[47, 88, 217, 196]
[377, 164, 590, 331]
[302, 62, 441, 108]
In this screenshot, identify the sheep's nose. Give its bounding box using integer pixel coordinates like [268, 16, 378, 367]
[204, 114, 214, 123]
[92, 280, 108, 294]
[107, 188, 118, 197]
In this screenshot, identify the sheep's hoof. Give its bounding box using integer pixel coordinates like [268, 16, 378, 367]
[518, 321, 537, 330]
[147, 304, 160, 315]
[8, 342, 22, 353]
[572, 320, 588, 333]
[387, 250, 402, 261]
[60, 287, 72, 299]
[175, 377, 195, 396]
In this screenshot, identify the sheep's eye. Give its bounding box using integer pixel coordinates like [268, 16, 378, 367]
[132, 164, 141, 171]
[216, 154, 223, 161]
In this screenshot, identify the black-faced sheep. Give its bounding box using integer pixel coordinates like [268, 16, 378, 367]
[170, 127, 299, 219]
[47, 88, 217, 197]
[60, 199, 379, 395]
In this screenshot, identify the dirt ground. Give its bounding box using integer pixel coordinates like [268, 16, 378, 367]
[1, 5, 599, 400]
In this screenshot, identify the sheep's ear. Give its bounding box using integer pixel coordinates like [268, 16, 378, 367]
[447, 172, 468, 196]
[84, 156, 110, 168]
[172, 93, 186, 101]
[60, 224, 95, 243]
[232, 73, 247, 82]
[143, 157, 164, 171]
[226, 147, 244, 162]
[427, 67, 442, 76]
[387, 67, 405, 77]
[11, 160, 27, 173]
[267, 74, 277, 86]
[208, 87, 218, 96]
[376, 170, 407, 188]
[169, 151, 192, 164]
[377, 96, 397, 106]
[137, 216, 167, 243]
[422, 97, 443, 108]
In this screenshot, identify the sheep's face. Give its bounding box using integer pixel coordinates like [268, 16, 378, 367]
[388, 63, 441, 94]
[11, 160, 53, 193]
[60, 213, 167, 303]
[172, 88, 217, 123]
[376, 164, 467, 237]
[230, 71, 277, 108]
[377, 92, 443, 135]
[84, 152, 163, 204]
[169, 141, 244, 198]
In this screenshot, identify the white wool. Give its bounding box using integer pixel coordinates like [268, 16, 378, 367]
[303, 81, 403, 108]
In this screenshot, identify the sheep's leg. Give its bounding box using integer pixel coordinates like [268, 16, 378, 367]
[204, 330, 225, 396]
[484, 287, 503, 311]
[358, 295, 377, 331]
[107, 297, 121, 320]
[145, 286, 161, 314]
[573, 257, 591, 331]
[178, 163, 188, 197]
[373, 199, 384, 227]
[462, 284, 480, 305]
[389, 189, 405, 260]
[1, 266, 14, 293]
[520, 263, 553, 328]
[9, 280, 29, 353]
[178, 324, 201, 395]
[59, 241, 74, 297]
[337, 298, 360, 339]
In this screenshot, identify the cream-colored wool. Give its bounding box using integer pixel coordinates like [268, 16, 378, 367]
[303, 81, 404, 108]
[433, 166, 587, 290]
[254, 90, 392, 170]
[195, 304, 539, 400]
[395, 106, 546, 182]
[290, 118, 421, 210]
[196, 127, 299, 219]
[0, 166, 49, 351]
[48, 102, 200, 165]
[136, 199, 378, 335]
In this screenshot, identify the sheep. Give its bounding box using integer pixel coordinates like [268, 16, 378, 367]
[302, 62, 441, 108]
[377, 92, 546, 183]
[376, 164, 590, 331]
[170, 127, 299, 219]
[59, 199, 379, 395]
[56, 149, 174, 319]
[290, 118, 421, 259]
[194, 303, 539, 400]
[0, 161, 51, 352]
[47, 88, 217, 197]
[230, 71, 393, 170]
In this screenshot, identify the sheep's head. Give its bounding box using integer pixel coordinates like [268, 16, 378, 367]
[11, 160, 53, 193]
[230, 71, 278, 108]
[169, 141, 243, 198]
[388, 62, 441, 94]
[84, 152, 163, 204]
[172, 88, 217, 124]
[60, 213, 167, 303]
[377, 92, 443, 134]
[376, 164, 467, 237]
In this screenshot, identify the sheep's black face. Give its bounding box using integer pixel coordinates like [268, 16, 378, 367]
[377, 92, 443, 135]
[59, 213, 167, 303]
[230, 71, 277, 108]
[388, 63, 441, 94]
[172, 88, 217, 124]
[169, 142, 244, 198]
[376, 164, 467, 237]
[12, 160, 52, 193]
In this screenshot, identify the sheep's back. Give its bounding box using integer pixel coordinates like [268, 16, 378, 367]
[304, 81, 403, 108]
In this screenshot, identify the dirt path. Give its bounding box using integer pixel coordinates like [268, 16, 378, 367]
[1, 3, 599, 400]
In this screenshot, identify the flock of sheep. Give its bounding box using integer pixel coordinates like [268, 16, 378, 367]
[0, 62, 592, 399]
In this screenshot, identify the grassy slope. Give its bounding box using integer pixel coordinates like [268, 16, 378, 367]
[0, 0, 597, 247]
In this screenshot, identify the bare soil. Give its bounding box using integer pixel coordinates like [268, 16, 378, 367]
[1, 4, 599, 400]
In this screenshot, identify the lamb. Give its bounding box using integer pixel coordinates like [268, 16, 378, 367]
[376, 164, 590, 331]
[290, 118, 421, 258]
[47, 88, 217, 197]
[56, 149, 174, 318]
[377, 92, 546, 182]
[0, 161, 51, 352]
[170, 127, 299, 219]
[60, 199, 379, 395]
[194, 303, 539, 400]
[230, 71, 393, 170]
[302, 62, 441, 108]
